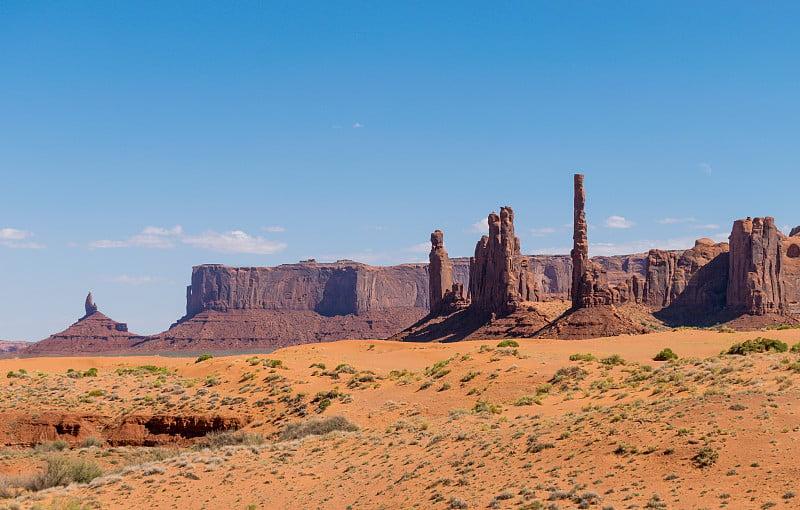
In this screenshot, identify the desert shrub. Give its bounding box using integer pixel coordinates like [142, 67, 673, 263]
[424, 356, 456, 378]
[725, 337, 787, 355]
[472, 398, 501, 414]
[692, 446, 719, 468]
[24, 455, 102, 491]
[497, 340, 519, 348]
[717, 325, 736, 333]
[35, 439, 70, 453]
[195, 354, 214, 363]
[309, 362, 326, 370]
[513, 395, 542, 406]
[334, 363, 357, 374]
[263, 359, 284, 369]
[115, 365, 169, 376]
[82, 368, 98, 377]
[791, 343, 800, 353]
[448, 496, 469, 509]
[526, 436, 555, 453]
[86, 389, 105, 397]
[549, 366, 588, 384]
[569, 353, 596, 362]
[80, 436, 104, 448]
[600, 354, 626, 366]
[278, 416, 358, 441]
[460, 371, 480, 383]
[197, 429, 264, 449]
[653, 348, 678, 361]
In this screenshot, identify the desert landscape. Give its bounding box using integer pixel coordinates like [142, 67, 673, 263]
[4, 3, 799, 509]
[3, 329, 800, 509]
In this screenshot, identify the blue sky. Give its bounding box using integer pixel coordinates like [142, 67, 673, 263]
[2, 2, 799, 341]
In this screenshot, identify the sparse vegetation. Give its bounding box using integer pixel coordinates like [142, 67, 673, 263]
[278, 416, 359, 441]
[725, 337, 788, 355]
[195, 354, 214, 363]
[653, 348, 678, 361]
[497, 339, 519, 348]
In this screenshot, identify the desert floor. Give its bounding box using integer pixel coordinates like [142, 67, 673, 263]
[2, 328, 800, 509]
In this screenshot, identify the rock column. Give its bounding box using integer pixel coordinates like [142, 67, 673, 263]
[429, 230, 455, 315]
[727, 217, 785, 314]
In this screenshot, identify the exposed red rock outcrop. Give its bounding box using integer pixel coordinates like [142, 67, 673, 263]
[428, 230, 467, 315]
[570, 174, 614, 308]
[84, 292, 98, 317]
[469, 207, 537, 315]
[23, 296, 145, 356]
[727, 217, 785, 315]
[644, 238, 730, 313]
[0, 412, 245, 447]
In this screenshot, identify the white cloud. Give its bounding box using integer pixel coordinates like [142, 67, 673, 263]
[353, 122, 363, 128]
[530, 227, 557, 237]
[262, 226, 286, 233]
[104, 275, 161, 285]
[690, 224, 720, 229]
[698, 162, 713, 175]
[0, 228, 31, 240]
[89, 225, 182, 249]
[466, 219, 488, 234]
[181, 230, 287, 254]
[90, 225, 286, 254]
[403, 242, 430, 253]
[657, 217, 696, 224]
[0, 228, 45, 249]
[604, 216, 636, 229]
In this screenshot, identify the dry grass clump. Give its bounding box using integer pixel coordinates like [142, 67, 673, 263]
[278, 415, 358, 441]
[24, 455, 103, 491]
[196, 429, 264, 449]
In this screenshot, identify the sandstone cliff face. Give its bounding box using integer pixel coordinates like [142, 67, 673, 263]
[727, 217, 785, 315]
[644, 239, 730, 312]
[185, 261, 428, 318]
[782, 233, 800, 315]
[24, 309, 143, 356]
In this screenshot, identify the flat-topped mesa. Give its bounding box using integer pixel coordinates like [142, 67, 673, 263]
[428, 230, 459, 315]
[570, 174, 613, 309]
[727, 217, 786, 315]
[84, 292, 98, 317]
[468, 206, 537, 316]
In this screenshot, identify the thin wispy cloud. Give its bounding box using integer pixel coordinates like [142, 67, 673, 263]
[353, 122, 363, 128]
[604, 216, 636, 229]
[103, 275, 161, 285]
[466, 219, 488, 234]
[262, 226, 286, 233]
[89, 226, 287, 254]
[403, 242, 430, 253]
[182, 231, 287, 254]
[89, 225, 182, 249]
[0, 228, 45, 249]
[657, 217, 697, 224]
[690, 224, 720, 229]
[530, 227, 557, 237]
[698, 162, 713, 175]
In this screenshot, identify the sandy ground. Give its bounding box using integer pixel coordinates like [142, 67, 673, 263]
[3, 328, 800, 509]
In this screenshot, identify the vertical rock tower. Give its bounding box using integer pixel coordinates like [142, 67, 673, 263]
[84, 292, 99, 318]
[429, 230, 455, 316]
[570, 174, 613, 308]
[727, 217, 786, 315]
[468, 207, 536, 316]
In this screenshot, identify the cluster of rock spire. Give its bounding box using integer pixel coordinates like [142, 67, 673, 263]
[425, 173, 800, 328]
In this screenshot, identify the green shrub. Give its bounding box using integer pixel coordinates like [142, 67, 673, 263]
[726, 337, 788, 355]
[569, 353, 596, 362]
[653, 348, 678, 361]
[35, 439, 70, 453]
[24, 455, 102, 491]
[692, 446, 719, 468]
[472, 398, 501, 414]
[195, 354, 214, 363]
[82, 368, 98, 377]
[278, 416, 358, 441]
[600, 354, 626, 366]
[334, 363, 357, 374]
[791, 343, 800, 353]
[263, 359, 284, 369]
[497, 339, 519, 348]
[115, 365, 170, 376]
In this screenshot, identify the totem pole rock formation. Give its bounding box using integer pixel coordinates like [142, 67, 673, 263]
[428, 230, 466, 315]
[469, 207, 537, 316]
[570, 174, 613, 308]
[727, 217, 786, 315]
[84, 292, 98, 317]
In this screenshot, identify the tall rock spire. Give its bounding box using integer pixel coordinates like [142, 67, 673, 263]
[84, 292, 98, 317]
[429, 230, 455, 316]
[571, 174, 589, 309]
